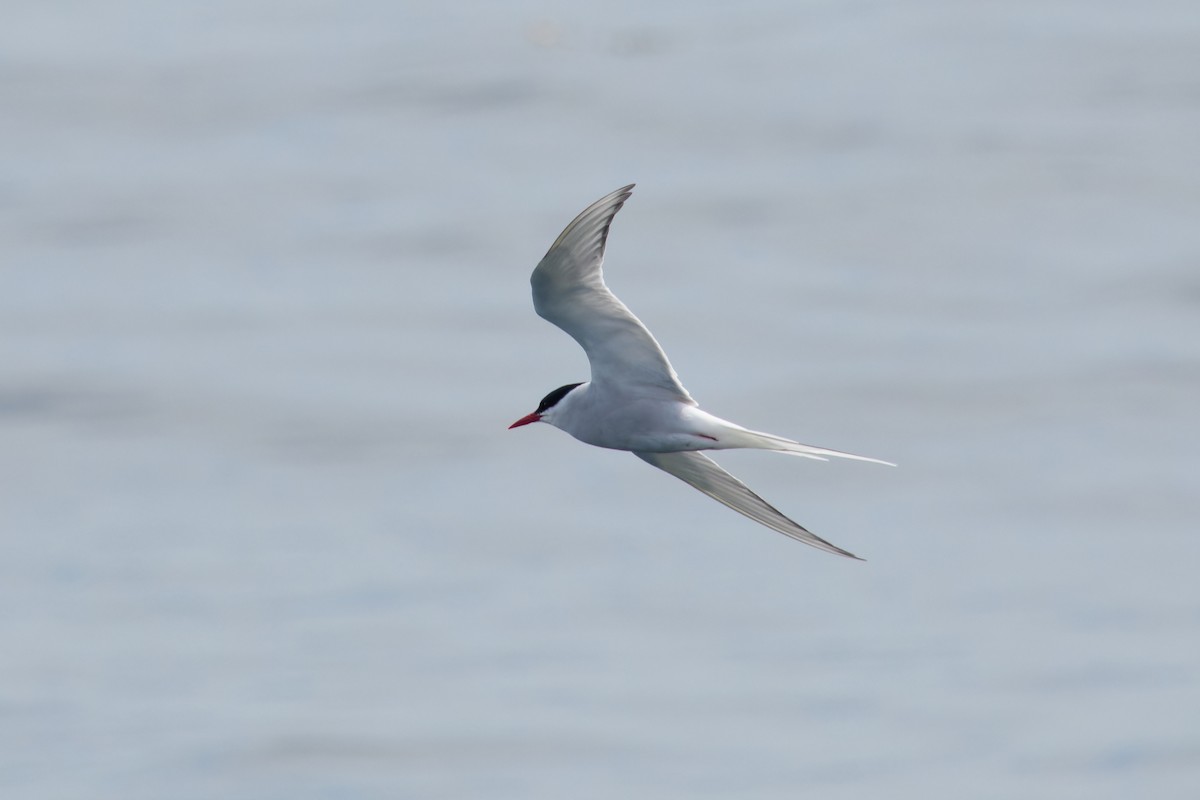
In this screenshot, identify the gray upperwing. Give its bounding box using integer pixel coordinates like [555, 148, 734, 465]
[634, 450, 862, 560]
[530, 185, 693, 402]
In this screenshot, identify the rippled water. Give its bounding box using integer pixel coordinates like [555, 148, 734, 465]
[3, 2, 1199, 798]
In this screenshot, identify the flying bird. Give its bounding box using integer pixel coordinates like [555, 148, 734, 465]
[510, 185, 892, 559]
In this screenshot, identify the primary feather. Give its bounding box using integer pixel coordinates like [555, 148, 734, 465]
[635, 450, 862, 559]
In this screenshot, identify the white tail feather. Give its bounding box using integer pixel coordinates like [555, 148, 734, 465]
[708, 421, 896, 466]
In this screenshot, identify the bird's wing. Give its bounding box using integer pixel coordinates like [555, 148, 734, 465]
[531, 185, 693, 403]
[634, 450, 862, 559]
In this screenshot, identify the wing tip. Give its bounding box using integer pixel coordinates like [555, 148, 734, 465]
[796, 531, 864, 561]
[603, 183, 636, 209]
[598, 183, 636, 205]
[606, 183, 636, 209]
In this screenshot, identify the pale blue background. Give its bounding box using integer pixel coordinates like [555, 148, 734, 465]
[2, 2, 1198, 798]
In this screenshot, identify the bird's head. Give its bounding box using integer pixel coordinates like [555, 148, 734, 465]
[509, 382, 585, 430]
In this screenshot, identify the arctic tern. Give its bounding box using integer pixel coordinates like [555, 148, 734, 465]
[510, 184, 892, 559]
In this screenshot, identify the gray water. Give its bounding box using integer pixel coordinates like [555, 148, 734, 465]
[3, 2, 1199, 798]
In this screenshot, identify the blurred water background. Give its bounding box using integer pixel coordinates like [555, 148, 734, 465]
[3, 1, 1199, 798]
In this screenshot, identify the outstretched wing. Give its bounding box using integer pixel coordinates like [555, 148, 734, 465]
[634, 450, 862, 559]
[531, 185, 693, 403]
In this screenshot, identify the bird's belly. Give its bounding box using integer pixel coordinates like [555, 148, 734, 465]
[563, 399, 717, 453]
[574, 428, 714, 452]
